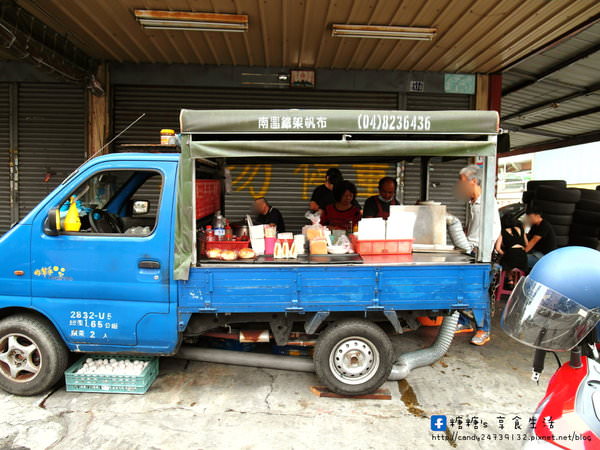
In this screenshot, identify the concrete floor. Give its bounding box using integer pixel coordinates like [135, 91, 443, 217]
[0, 318, 553, 450]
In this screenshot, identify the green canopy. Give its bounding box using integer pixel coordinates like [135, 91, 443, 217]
[174, 109, 499, 280]
[180, 109, 499, 135]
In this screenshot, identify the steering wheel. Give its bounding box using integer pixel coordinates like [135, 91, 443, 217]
[89, 209, 124, 233]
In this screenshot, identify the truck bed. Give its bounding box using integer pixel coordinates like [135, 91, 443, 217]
[180, 254, 490, 326]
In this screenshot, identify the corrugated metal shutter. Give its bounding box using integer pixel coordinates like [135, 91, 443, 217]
[18, 84, 85, 219]
[399, 157, 468, 224]
[112, 85, 399, 144]
[406, 93, 473, 110]
[403, 93, 472, 228]
[225, 162, 397, 233]
[429, 157, 468, 223]
[0, 84, 10, 234]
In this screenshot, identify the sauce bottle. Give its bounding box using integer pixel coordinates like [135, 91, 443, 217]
[205, 225, 215, 242]
[224, 223, 233, 241]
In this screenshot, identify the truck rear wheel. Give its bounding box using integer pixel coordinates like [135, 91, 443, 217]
[314, 319, 393, 396]
[0, 314, 69, 396]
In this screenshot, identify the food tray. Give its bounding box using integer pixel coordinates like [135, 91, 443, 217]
[350, 235, 413, 256]
[64, 355, 159, 394]
[204, 240, 250, 254]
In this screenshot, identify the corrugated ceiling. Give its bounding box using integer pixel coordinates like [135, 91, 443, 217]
[502, 20, 600, 152]
[12, 0, 600, 73]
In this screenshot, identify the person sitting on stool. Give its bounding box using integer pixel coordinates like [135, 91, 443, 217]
[524, 205, 556, 269]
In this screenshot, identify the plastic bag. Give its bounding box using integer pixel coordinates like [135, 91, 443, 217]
[327, 234, 353, 254]
[304, 210, 321, 225]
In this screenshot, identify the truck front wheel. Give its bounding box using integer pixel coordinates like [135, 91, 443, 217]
[0, 314, 69, 396]
[314, 319, 393, 396]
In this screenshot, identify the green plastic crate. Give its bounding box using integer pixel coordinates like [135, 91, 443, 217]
[65, 355, 159, 394]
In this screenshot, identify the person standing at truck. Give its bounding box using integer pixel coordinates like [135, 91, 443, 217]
[320, 180, 362, 231]
[363, 177, 399, 219]
[454, 165, 501, 346]
[309, 167, 343, 212]
[254, 197, 286, 233]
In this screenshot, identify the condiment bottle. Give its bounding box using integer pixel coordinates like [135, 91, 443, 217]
[224, 224, 233, 241]
[205, 225, 215, 242]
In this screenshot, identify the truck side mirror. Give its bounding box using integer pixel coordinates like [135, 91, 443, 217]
[132, 200, 149, 215]
[45, 207, 61, 236]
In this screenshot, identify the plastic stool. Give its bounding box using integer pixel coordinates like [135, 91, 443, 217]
[495, 269, 525, 302]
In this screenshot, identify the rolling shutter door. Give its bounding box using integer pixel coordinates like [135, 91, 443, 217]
[225, 162, 397, 233]
[406, 93, 473, 110]
[0, 84, 10, 234]
[112, 85, 399, 144]
[403, 93, 473, 226]
[17, 84, 86, 220]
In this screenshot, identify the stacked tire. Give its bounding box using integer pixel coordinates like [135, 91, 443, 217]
[529, 186, 580, 248]
[569, 189, 600, 250]
[522, 180, 566, 205]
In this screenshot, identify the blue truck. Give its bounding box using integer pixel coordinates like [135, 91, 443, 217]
[0, 109, 499, 396]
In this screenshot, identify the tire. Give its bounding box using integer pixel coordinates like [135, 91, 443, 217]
[573, 210, 600, 226]
[543, 213, 573, 226]
[576, 200, 600, 212]
[536, 186, 581, 204]
[556, 236, 570, 247]
[314, 319, 393, 396]
[527, 180, 566, 192]
[532, 200, 576, 215]
[0, 314, 69, 396]
[578, 189, 600, 202]
[569, 236, 599, 249]
[570, 223, 600, 237]
[551, 224, 570, 236]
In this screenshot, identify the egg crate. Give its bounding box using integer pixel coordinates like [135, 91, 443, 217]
[64, 355, 159, 394]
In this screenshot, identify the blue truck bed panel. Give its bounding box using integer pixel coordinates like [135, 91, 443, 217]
[181, 263, 490, 320]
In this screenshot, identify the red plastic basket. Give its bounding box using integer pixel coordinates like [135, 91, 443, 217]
[350, 235, 413, 256]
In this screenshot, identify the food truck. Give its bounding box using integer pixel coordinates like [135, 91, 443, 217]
[0, 109, 498, 396]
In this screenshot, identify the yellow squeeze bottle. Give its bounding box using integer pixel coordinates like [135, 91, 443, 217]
[63, 196, 81, 232]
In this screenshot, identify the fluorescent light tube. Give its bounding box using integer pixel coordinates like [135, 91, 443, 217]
[331, 24, 436, 40]
[134, 10, 248, 32]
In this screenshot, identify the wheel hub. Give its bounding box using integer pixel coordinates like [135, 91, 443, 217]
[329, 337, 380, 385]
[0, 334, 42, 383]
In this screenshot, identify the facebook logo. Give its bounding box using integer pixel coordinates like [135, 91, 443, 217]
[430, 415, 447, 431]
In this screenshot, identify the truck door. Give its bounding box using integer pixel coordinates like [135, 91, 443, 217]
[30, 161, 176, 347]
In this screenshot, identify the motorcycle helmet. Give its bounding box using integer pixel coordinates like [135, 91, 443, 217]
[501, 246, 600, 351]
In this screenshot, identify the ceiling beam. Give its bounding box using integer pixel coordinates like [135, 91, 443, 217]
[505, 105, 600, 130]
[504, 127, 569, 139]
[502, 81, 600, 121]
[0, 1, 102, 94]
[498, 12, 600, 74]
[499, 130, 600, 157]
[503, 42, 600, 96]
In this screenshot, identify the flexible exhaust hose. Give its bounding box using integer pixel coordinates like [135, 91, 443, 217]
[388, 311, 459, 380]
[447, 214, 473, 253]
[175, 312, 459, 381]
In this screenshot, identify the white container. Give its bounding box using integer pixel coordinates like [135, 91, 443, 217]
[386, 212, 416, 240]
[357, 218, 386, 241]
[294, 234, 306, 255]
[251, 238, 265, 256]
[389, 204, 447, 245]
[249, 224, 265, 240]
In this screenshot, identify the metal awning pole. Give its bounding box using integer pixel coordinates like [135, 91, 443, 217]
[479, 135, 497, 262]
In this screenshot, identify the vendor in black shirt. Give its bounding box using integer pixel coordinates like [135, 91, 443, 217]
[363, 177, 399, 219]
[309, 168, 343, 211]
[525, 205, 556, 268]
[254, 197, 285, 233]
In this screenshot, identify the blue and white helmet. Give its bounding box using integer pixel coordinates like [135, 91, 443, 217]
[501, 247, 600, 351]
